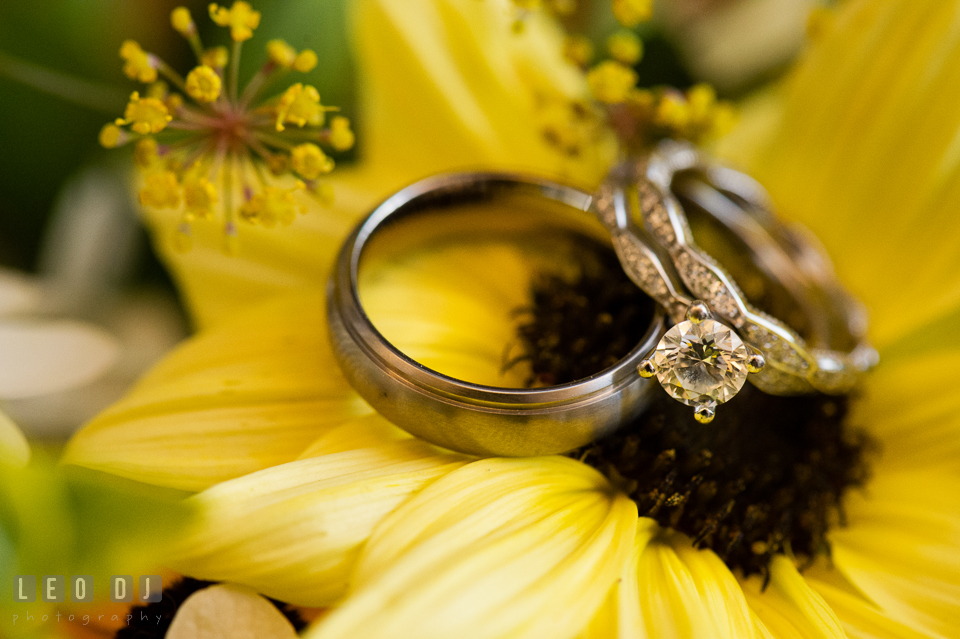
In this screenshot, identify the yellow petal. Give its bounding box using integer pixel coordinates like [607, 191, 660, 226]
[361, 240, 536, 385]
[169, 437, 466, 606]
[353, 0, 612, 190]
[63, 292, 370, 491]
[744, 0, 960, 347]
[633, 527, 756, 639]
[807, 576, 940, 639]
[297, 413, 412, 458]
[580, 519, 755, 639]
[307, 457, 637, 639]
[742, 555, 845, 639]
[576, 520, 657, 639]
[143, 0, 612, 330]
[830, 469, 960, 638]
[0, 410, 30, 468]
[850, 350, 960, 472]
[166, 584, 298, 639]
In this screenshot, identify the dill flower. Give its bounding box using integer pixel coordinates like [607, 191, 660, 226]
[64, 0, 960, 637]
[101, 2, 355, 255]
[514, 0, 734, 156]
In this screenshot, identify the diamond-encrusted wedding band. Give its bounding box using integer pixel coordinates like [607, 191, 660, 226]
[594, 140, 877, 420]
[328, 172, 666, 457]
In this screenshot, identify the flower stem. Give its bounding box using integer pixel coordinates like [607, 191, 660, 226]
[229, 40, 243, 103]
[0, 50, 126, 114]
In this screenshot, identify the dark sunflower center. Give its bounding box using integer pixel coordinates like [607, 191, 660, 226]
[513, 244, 873, 577]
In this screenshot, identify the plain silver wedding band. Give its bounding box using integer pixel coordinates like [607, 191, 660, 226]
[327, 173, 666, 457]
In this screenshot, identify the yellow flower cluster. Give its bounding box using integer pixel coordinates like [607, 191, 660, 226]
[515, 0, 726, 151]
[567, 11, 733, 151]
[99, 1, 355, 255]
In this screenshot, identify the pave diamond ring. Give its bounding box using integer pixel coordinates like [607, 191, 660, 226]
[593, 140, 878, 422]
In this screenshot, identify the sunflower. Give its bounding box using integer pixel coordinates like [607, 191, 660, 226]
[64, 0, 960, 637]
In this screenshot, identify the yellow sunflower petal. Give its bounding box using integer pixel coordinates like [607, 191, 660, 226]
[354, 0, 611, 189]
[297, 413, 411, 458]
[850, 350, 960, 472]
[0, 410, 30, 468]
[307, 457, 637, 639]
[168, 437, 466, 606]
[635, 528, 756, 639]
[577, 520, 658, 639]
[807, 576, 940, 639]
[830, 469, 960, 638]
[581, 520, 755, 639]
[745, 0, 960, 347]
[362, 241, 535, 385]
[742, 555, 845, 639]
[63, 292, 370, 492]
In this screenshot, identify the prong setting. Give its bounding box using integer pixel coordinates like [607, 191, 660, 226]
[638, 358, 658, 378]
[685, 300, 712, 324]
[694, 401, 717, 424]
[747, 347, 766, 374]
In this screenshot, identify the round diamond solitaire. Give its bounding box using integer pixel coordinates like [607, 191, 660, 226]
[650, 318, 750, 417]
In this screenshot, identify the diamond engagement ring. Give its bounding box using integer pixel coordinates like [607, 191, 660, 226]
[594, 140, 878, 422]
[328, 173, 669, 457]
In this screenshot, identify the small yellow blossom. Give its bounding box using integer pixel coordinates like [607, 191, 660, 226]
[134, 138, 159, 168]
[275, 83, 325, 131]
[239, 185, 305, 227]
[653, 90, 690, 130]
[186, 66, 222, 103]
[586, 60, 637, 104]
[563, 35, 593, 67]
[184, 176, 218, 219]
[171, 7, 196, 36]
[539, 101, 584, 155]
[120, 40, 157, 83]
[291, 143, 334, 180]
[612, 0, 653, 27]
[686, 83, 716, 121]
[607, 30, 643, 65]
[203, 46, 230, 69]
[267, 40, 298, 67]
[139, 171, 181, 209]
[328, 116, 355, 151]
[98, 124, 123, 148]
[116, 92, 172, 135]
[293, 50, 318, 73]
[209, 1, 261, 41]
